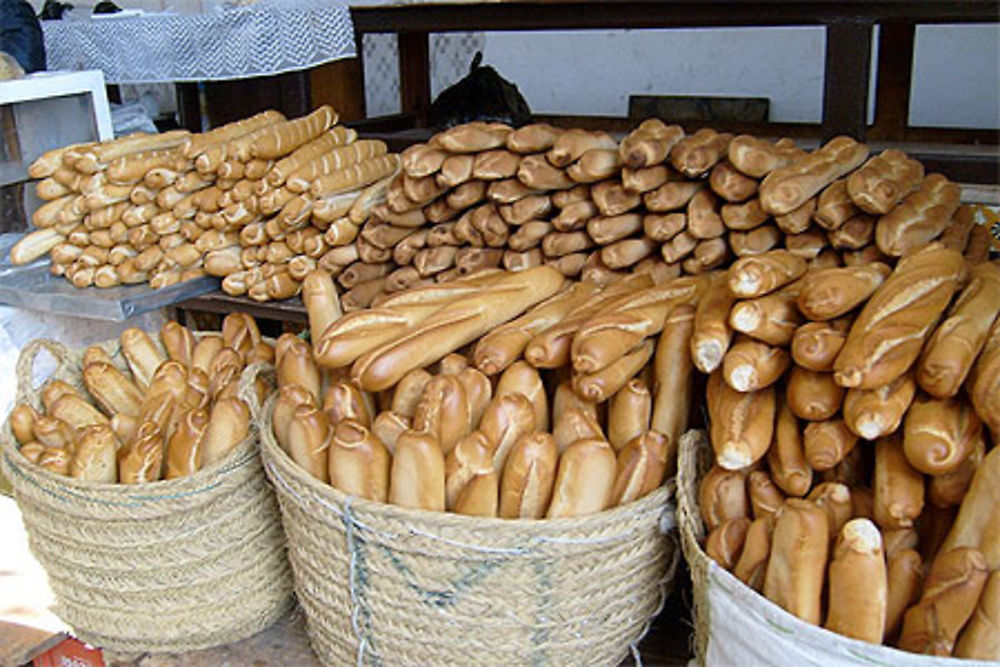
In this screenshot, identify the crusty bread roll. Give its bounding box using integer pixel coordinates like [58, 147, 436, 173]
[651, 305, 694, 467]
[698, 464, 749, 531]
[48, 394, 109, 431]
[917, 261, 1000, 399]
[804, 418, 858, 472]
[764, 499, 830, 625]
[453, 469, 499, 517]
[323, 381, 372, 428]
[722, 337, 789, 392]
[797, 263, 891, 321]
[670, 129, 733, 177]
[968, 315, 1000, 439]
[842, 372, 916, 440]
[495, 362, 545, 432]
[412, 375, 470, 455]
[120, 328, 166, 390]
[645, 180, 704, 214]
[118, 423, 163, 484]
[277, 335, 321, 402]
[40, 380, 82, 412]
[759, 136, 869, 216]
[873, 434, 924, 530]
[786, 367, 843, 422]
[34, 415, 76, 451]
[82, 362, 143, 418]
[707, 371, 775, 470]
[573, 339, 654, 403]
[808, 481, 853, 540]
[546, 437, 616, 518]
[499, 432, 558, 518]
[791, 320, 848, 372]
[619, 118, 684, 169]
[903, 395, 981, 476]
[898, 547, 989, 656]
[328, 419, 391, 502]
[690, 272, 734, 374]
[746, 470, 784, 521]
[160, 321, 196, 367]
[727, 135, 804, 178]
[389, 430, 446, 511]
[886, 548, 924, 640]
[552, 405, 603, 455]
[69, 425, 118, 483]
[846, 149, 924, 215]
[768, 400, 812, 497]
[610, 430, 668, 506]
[834, 245, 968, 390]
[734, 516, 774, 591]
[547, 129, 617, 168]
[445, 430, 494, 511]
[506, 123, 562, 154]
[875, 174, 961, 256]
[201, 397, 250, 467]
[479, 392, 536, 471]
[954, 569, 1000, 660]
[390, 368, 432, 419]
[929, 432, 984, 509]
[9, 404, 38, 446]
[825, 518, 887, 644]
[706, 516, 751, 570]
[727, 250, 807, 299]
[164, 408, 209, 479]
[938, 445, 1000, 569]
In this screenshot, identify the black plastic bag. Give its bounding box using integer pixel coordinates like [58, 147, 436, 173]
[39, 0, 73, 20]
[429, 52, 531, 130]
[0, 0, 45, 72]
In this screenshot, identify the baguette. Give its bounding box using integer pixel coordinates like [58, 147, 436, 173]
[706, 517, 751, 570]
[786, 367, 843, 421]
[917, 261, 1000, 398]
[499, 432, 558, 518]
[833, 245, 967, 389]
[759, 136, 869, 216]
[733, 516, 773, 591]
[164, 408, 209, 479]
[401, 142, 446, 179]
[517, 154, 574, 191]
[412, 375, 470, 455]
[791, 320, 849, 372]
[727, 135, 804, 178]
[875, 174, 961, 256]
[302, 268, 342, 345]
[182, 110, 283, 158]
[506, 123, 562, 154]
[9, 228, 65, 265]
[763, 499, 830, 625]
[310, 155, 400, 199]
[954, 570, 1000, 660]
[939, 445, 1000, 569]
[729, 289, 801, 346]
[796, 263, 891, 321]
[119, 328, 166, 390]
[572, 338, 655, 403]
[814, 179, 859, 230]
[479, 392, 536, 471]
[722, 337, 789, 392]
[546, 437, 616, 518]
[642, 212, 686, 242]
[329, 419, 391, 502]
[803, 418, 858, 471]
[825, 518, 888, 643]
[846, 149, 924, 215]
[552, 198, 599, 232]
[352, 267, 565, 391]
[898, 547, 989, 655]
[727, 250, 806, 298]
[687, 189, 725, 239]
[670, 129, 732, 177]
[620, 119, 684, 169]
[873, 434, 925, 530]
[721, 197, 768, 232]
[748, 471, 786, 521]
[82, 362, 143, 417]
[390, 368, 432, 418]
[706, 371, 775, 470]
[191, 334, 224, 374]
[552, 406, 603, 454]
[610, 430, 668, 506]
[434, 122, 511, 154]
[645, 180, 704, 214]
[286, 140, 388, 193]
[389, 430, 445, 511]
[118, 424, 163, 484]
[250, 105, 336, 159]
[785, 227, 828, 260]
[769, 400, 812, 497]
[903, 395, 981, 476]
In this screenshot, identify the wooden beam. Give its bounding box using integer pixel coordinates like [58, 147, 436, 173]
[398, 31, 431, 127]
[869, 20, 915, 141]
[822, 18, 874, 142]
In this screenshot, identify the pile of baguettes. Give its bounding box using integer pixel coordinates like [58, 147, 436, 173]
[696, 245, 999, 658]
[8, 314, 272, 483]
[270, 265, 693, 518]
[339, 120, 992, 310]
[13, 106, 398, 299]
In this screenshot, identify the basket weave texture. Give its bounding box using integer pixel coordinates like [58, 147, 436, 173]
[0, 337, 295, 654]
[255, 374, 681, 667]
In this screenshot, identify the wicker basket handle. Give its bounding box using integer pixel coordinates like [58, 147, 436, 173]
[237, 361, 275, 425]
[15, 338, 74, 406]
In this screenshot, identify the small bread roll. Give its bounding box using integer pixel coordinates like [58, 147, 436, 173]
[804, 418, 858, 472]
[722, 338, 789, 392]
[34, 415, 77, 451]
[118, 423, 163, 484]
[572, 339, 654, 403]
[18, 441, 45, 464]
[272, 384, 316, 453]
[843, 372, 916, 440]
[552, 406, 603, 455]
[808, 481, 853, 540]
[164, 408, 210, 479]
[706, 516, 751, 570]
[929, 432, 984, 508]
[499, 432, 558, 518]
[785, 367, 843, 422]
[120, 328, 166, 389]
[390, 430, 446, 511]
[446, 431, 495, 511]
[734, 516, 774, 591]
[610, 430, 668, 506]
[83, 362, 144, 418]
[371, 411, 409, 455]
[82, 345, 116, 369]
[495, 362, 546, 432]
[479, 392, 536, 470]
[748, 471, 786, 521]
[9, 404, 38, 446]
[873, 434, 925, 530]
[191, 334, 224, 374]
[898, 547, 989, 656]
[207, 348, 243, 402]
[791, 321, 848, 373]
[607, 379, 651, 452]
[329, 419, 391, 502]
[954, 570, 1000, 660]
[698, 465, 749, 531]
[825, 518, 887, 644]
[202, 397, 250, 467]
[764, 499, 830, 625]
[886, 548, 924, 640]
[277, 336, 321, 402]
[221, 312, 262, 360]
[454, 470, 499, 517]
[38, 446, 73, 475]
[903, 395, 981, 476]
[70, 425, 118, 483]
[546, 437, 616, 518]
[768, 401, 813, 497]
[48, 394, 109, 431]
[323, 381, 372, 428]
[391, 368, 432, 418]
[707, 372, 775, 471]
[412, 375, 471, 455]
[161, 321, 197, 367]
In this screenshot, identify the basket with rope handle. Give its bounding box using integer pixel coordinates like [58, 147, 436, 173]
[0, 335, 294, 654]
[246, 361, 681, 666]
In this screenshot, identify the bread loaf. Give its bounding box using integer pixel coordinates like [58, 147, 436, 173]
[670, 129, 733, 177]
[797, 263, 891, 321]
[834, 245, 967, 389]
[727, 250, 806, 299]
[706, 516, 751, 569]
[826, 518, 888, 643]
[722, 337, 789, 392]
[759, 136, 869, 216]
[499, 432, 557, 518]
[847, 149, 924, 215]
[939, 445, 1000, 569]
[619, 119, 684, 169]
[954, 570, 1000, 660]
[546, 437, 616, 518]
[506, 123, 562, 154]
[707, 371, 775, 470]
[389, 430, 445, 511]
[727, 135, 804, 178]
[873, 434, 925, 530]
[764, 499, 830, 625]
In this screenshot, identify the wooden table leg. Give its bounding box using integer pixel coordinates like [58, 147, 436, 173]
[822, 18, 874, 142]
[398, 31, 431, 127]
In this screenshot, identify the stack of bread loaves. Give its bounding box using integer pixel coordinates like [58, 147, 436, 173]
[334, 120, 991, 310]
[695, 244, 999, 659]
[269, 265, 701, 517]
[13, 106, 400, 300]
[8, 314, 272, 483]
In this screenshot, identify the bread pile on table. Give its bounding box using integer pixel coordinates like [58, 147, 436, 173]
[15, 106, 399, 300]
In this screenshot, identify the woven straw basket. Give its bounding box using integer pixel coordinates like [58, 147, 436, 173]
[676, 430, 992, 667]
[250, 368, 680, 666]
[0, 337, 295, 654]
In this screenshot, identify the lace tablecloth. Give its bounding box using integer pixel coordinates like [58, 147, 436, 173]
[41, 0, 356, 84]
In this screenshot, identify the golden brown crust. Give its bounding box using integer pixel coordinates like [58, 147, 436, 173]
[763, 499, 830, 625]
[707, 371, 776, 470]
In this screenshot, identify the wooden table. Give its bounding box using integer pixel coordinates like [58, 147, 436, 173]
[350, 0, 999, 181]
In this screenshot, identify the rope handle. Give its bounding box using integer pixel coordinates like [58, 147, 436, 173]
[237, 361, 275, 425]
[15, 338, 75, 406]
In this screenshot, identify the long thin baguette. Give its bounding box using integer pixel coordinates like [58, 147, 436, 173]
[310, 155, 401, 198]
[286, 140, 387, 193]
